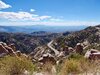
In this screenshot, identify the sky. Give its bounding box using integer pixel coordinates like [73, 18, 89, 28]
[0, 0, 100, 26]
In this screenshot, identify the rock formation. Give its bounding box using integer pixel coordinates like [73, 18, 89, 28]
[0, 42, 28, 58]
[0, 43, 8, 54]
[75, 43, 83, 54]
[38, 53, 56, 65]
[85, 49, 100, 60]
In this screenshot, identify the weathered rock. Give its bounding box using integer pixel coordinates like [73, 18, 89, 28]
[38, 53, 56, 65]
[0, 43, 8, 54]
[8, 44, 16, 51]
[90, 49, 99, 53]
[75, 43, 83, 54]
[84, 51, 91, 58]
[62, 46, 69, 56]
[16, 50, 22, 56]
[85, 49, 100, 60]
[5, 46, 17, 56]
[0, 42, 21, 57]
[68, 47, 74, 53]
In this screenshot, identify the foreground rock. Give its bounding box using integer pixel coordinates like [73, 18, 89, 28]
[85, 49, 100, 60]
[0, 42, 28, 58]
[75, 43, 84, 54]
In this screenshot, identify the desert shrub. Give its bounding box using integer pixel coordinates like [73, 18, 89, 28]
[59, 56, 100, 75]
[60, 59, 82, 75]
[37, 62, 57, 75]
[40, 62, 54, 72]
[0, 55, 36, 75]
[68, 53, 84, 60]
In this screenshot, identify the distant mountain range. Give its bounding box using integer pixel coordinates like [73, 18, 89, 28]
[0, 25, 99, 54]
[0, 25, 92, 53]
[0, 25, 87, 33]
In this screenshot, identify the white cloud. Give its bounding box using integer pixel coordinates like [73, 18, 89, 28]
[0, 11, 51, 21]
[50, 18, 63, 21]
[0, 21, 99, 26]
[0, 11, 99, 26]
[0, 1, 98, 26]
[39, 16, 51, 20]
[30, 9, 35, 12]
[0, 0, 11, 10]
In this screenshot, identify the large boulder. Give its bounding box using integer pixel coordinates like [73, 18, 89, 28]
[84, 49, 100, 60]
[68, 47, 74, 53]
[62, 46, 69, 56]
[8, 44, 16, 51]
[38, 53, 56, 65]
[75, 43, 83, 54]
[0, 43, 8, 54]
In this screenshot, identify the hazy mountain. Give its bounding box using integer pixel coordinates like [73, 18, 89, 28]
[0, 25, 87, 33]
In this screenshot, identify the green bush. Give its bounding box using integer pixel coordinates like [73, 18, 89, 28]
[68, 53, 84, 60]
[0, 56, 35, 75]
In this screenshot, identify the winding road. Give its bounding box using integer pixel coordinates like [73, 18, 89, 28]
[47, 40, 59, 56]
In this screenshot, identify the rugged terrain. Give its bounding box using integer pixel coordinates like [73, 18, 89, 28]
[54, 25, 100, 50]
[29, 25, 100, 62]
[0, 31, 63, 53]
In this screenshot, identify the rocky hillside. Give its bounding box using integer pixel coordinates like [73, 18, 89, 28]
[54, 25, 100, 49]
[28, 25, 100, 64]
[0, 32, 63, 54]
[29, 25, 100, 60]
[0, 25, 99, 57]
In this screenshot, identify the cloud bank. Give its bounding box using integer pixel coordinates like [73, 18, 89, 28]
[0, 11, 51, 21]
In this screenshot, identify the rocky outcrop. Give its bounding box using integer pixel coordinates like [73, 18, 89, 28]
[8, 44, 16, 51]
[38, 53, 56, 65]
[75, 43, 83, 54]
[0, 43, 8, 54]
[0, 42, 28, 58]
[85, 49, 100, 60]
[0, 42, 18, 57]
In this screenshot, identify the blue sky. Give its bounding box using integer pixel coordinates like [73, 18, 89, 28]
[0, 0, 100, 26]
